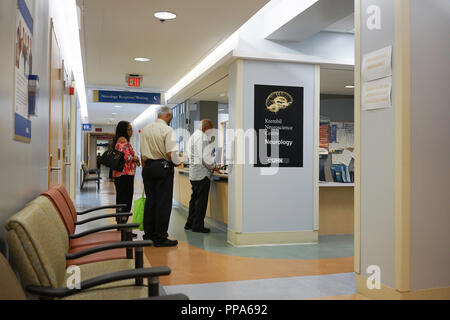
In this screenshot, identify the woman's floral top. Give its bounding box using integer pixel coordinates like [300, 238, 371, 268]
[113, 139, 137, 177]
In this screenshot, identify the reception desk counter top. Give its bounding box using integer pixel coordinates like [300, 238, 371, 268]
[173, 168, 228, 226]
[173, 169, 353, 235]
[176, 168, 229, 180]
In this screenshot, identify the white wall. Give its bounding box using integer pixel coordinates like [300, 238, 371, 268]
[228, 60, 315, 234]
[234, 2, 354, 66]
[131, 106, 158, 159]
[0, 0, 77, 237]
[360, 0, 396, 288]
[0, 0, 51, 238]
[410, 0, 450, 291]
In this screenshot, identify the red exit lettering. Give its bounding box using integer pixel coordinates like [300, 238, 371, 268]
[128, 77, 141, 88]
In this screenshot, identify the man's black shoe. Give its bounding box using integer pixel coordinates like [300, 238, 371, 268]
[184, 225, 192, 230]
[153, 239, 178, 247]
[192, 227, 210, 234]
[143, 234, 152, 240]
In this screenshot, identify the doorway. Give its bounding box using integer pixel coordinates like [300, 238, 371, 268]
[61, 61, 72, 190]
[318, 67, 355, 236]
[48, 19, 63, 188]
[86, 133, 114, 181]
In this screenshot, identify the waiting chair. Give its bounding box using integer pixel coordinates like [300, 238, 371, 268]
[4, 198, 177, 299]
[42, 186, 131, 250]
[0, 251, 188, 300]
[0, 252, 27, 300]
[81, 163, 101, 190]
[25, 195, 140, 267]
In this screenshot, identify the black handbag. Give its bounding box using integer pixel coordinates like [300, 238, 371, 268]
[101, 147, 125, 172]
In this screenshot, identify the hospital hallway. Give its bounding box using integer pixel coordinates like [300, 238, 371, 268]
[1, 0, 449, 306]
[75, 172, 366, 300]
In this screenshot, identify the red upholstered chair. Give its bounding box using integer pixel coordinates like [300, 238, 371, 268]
[55, 184, 130, 226]
[42, 186, 139, 266]
[41, 187, 132, 247]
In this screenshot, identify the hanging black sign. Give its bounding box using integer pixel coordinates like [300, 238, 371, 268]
[254, 84, 304, 168]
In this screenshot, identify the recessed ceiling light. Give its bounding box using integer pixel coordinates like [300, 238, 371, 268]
[345, 85, 355, 89]
[219, 109, 225, 112]
[220, 93, 226, 97]
[113, 105, 121, 108]
[154, 11, 177, 21]
[134, 57, 151, 62]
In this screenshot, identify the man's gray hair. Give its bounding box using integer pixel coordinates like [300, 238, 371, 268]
[157, 106, 173, 117]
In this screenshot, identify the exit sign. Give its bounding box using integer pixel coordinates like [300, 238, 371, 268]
[126, 74, 143, 88]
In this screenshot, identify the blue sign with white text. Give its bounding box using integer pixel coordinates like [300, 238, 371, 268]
[95, 90, 161, 105]
[82, 124, 92, 131]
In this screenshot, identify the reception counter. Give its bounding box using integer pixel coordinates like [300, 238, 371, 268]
[173, 169, 353, 235]
[319, 183, 354, 235]
[173, 169, 228, 226]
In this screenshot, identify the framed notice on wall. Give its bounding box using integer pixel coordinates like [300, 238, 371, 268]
[13, 0, 34, 143]
[254, 85, 304, 168]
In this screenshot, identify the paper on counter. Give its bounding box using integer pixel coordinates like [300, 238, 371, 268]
[342, 149, 354, 166]
[319, 148, 329, 155]
[332, 153, 344, 165]
[332, 150, 354, 166]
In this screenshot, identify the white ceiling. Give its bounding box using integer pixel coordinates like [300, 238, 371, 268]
[77, 0, 269, 124]
[321, 68, 354, 95]
[323, 13, 355, 34]
[265, 0, 354, 41]
[86, 100, 151, 126]
[78, 0, 269, 90]
[77, 0, 355, 124]
[188, 75, 229, 104]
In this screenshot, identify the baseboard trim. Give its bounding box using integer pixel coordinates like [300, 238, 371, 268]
[173, 201, 228, 232]
[356, 274, 450, 300]
[227, 230, 318, 247]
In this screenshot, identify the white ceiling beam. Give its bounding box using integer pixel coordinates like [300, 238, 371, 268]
[264, 0, 354, 42]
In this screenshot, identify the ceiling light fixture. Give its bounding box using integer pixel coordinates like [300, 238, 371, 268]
[113, 105, 121, 108]
[134, 57, 151, 62]
[220, 93, 226, 97]
[345, 85, 355, 89]
[154, 11, 177, 22]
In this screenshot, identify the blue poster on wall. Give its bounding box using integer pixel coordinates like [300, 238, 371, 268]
[13, 0, 34, 143]
[94, 90, 161, 105]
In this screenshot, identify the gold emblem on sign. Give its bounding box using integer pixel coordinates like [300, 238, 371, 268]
[265, 91, 293, 113]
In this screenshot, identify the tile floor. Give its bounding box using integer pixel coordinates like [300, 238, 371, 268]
[75, 177, 363, 300]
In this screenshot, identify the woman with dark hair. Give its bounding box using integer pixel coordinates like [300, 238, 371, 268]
[113, 121, 140, 219]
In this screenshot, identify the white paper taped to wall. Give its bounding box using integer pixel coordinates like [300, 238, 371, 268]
[362, 46, 392, 82]
[362, 77, 392, 111]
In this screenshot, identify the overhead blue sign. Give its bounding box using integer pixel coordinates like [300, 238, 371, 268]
[94, 90, 161, 105]
[82, 124, 92, 131]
